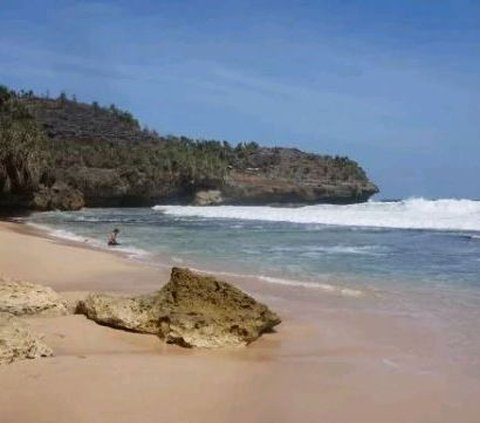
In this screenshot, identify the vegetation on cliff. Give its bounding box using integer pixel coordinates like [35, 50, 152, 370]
[0, 85, 378, 209]
[0, 87, 51, 206]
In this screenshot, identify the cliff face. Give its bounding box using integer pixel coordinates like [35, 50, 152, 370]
[222, 148, 378, 205]
[0, 88, 378, 210]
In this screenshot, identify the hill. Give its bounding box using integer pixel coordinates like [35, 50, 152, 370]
[0, 86, 378, 210]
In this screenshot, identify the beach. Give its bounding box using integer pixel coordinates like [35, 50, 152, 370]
[1, 0, 478, 420]
[1, 220, 479, 423]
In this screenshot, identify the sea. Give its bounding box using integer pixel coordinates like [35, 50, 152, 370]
[24, 198, 480, 370]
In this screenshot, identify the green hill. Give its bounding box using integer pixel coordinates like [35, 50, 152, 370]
[0, 85, 378, 210]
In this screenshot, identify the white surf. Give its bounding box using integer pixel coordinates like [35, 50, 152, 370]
[154, 198, 480, 232]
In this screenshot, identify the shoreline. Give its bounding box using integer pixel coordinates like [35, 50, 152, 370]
[0, 220, 169, 294]
[17, 215, 369, 300]
[6, 217, 150, 263]
[1, 220, 479, 422]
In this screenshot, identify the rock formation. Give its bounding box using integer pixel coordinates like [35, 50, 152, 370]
[0, 276, 68, 316]
[32, 181, 84, 211]
[0, 312, 52, 365]
[194, 190, 223, 206]
[77, 267, 281, 348]
[0, 85, 379, 210]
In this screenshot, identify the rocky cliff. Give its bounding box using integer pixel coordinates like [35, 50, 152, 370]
[0, 86, 378, 210]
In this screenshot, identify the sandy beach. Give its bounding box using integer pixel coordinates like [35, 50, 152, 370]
[0, 221, 479, 423]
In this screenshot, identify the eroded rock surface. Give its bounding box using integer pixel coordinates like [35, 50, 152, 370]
[193, 190, 223, 206]
[32, 181, 84, 211]
[77, 294, 157, 333]
[0, 276, 68, 316]
[77, 267, 281, 348]
[0, 312, 52, 365]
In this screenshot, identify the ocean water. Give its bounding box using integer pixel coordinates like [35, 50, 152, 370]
[25, 198, 480, 291]
[25, 199, 480, 355]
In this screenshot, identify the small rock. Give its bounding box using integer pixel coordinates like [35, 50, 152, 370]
[0, 312, 53, 365]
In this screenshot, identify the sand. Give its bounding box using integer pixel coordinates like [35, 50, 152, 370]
[0, 221, 479, 423]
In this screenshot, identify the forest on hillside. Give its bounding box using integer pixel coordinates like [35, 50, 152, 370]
[0, 85, 377, 209]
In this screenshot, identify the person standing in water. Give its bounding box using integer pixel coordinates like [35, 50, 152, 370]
[108, 228, 120, 246]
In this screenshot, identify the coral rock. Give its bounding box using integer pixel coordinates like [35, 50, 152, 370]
[0, 276, 68, 316]
[77, 267, 281, 348]
[0, 312, 52, 365]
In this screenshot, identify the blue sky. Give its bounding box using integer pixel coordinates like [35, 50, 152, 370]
[1, 0, 479, 198]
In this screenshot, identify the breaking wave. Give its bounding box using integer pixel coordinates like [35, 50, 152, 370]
[154, 198, 480, 232]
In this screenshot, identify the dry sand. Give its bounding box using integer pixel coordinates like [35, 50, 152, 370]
[0, 221, 479, 423]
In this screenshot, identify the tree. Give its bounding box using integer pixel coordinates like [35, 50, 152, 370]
[0, 85, 12, 105]
[0, 95, 51, 195]
[59, 91, 67, 104]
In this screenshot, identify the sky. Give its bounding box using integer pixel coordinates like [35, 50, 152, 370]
[1, 0, 479, 199]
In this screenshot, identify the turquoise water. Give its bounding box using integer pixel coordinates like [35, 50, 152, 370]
[23, 199, 480, 314]
[24, 199, 480, 373]
[26, 200, 480, 294]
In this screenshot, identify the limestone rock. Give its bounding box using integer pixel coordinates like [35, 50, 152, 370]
[76, 294, 158, 333]
[32, 181, 84, 211]
[77, 267, 281, 348]
[0, 312, 53, 365]
[193, 190, 223, 206]
[0, 276, 68, 316]
[155, 267, 282, 347]
[61, 292, 90, 315]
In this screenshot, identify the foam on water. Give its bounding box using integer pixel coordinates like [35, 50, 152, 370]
[184, 267, 364, 296]
[270, 245, 385, 256]
[27, 223, 90, 244]
[154, 198, 480, 232]
[26, 222, 151, 260]
[257, 275, 364, 296]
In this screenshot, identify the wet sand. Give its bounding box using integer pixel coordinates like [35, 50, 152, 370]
[0, 221, 479, 423]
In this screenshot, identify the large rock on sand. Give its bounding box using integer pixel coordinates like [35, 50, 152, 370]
[0, 276, 68, 316]
[77, 267, 281, 348]
[0, 312, 52, 365]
